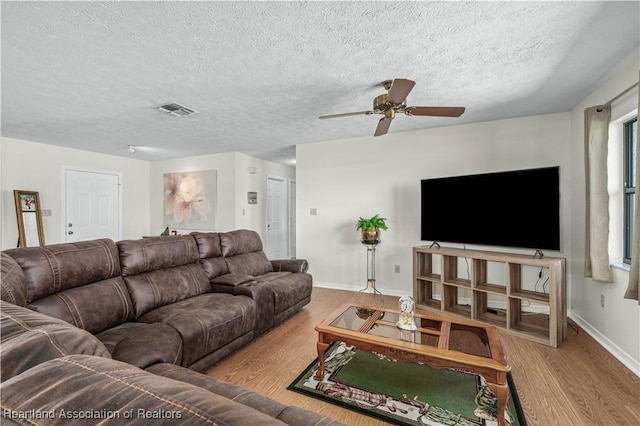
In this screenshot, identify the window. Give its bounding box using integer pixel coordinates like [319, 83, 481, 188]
[623, 117, 637, 264]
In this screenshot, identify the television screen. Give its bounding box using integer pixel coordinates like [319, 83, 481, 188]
[420, 166, 560, 250]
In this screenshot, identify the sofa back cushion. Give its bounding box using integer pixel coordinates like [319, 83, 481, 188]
[118, 236, 211, 318]
[0, 301, 111, 381]
[2, 240, 134, 334]
[191, 232, 230, 279]
[3, 239, 121, 303]
[1, 253, 27, 307]
[28, 277, 135, 334]
[220, 229, 273, 276]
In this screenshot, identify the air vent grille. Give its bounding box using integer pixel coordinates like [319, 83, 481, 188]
[157, 102, 198, 116]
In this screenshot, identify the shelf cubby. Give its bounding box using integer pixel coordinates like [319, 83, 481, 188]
[473, 291, 508, 328]
[472, 258, 507, 295]
[442, 255, 471, 288]
[413, 246, 566, 347]
[443, 285, 471, 318]
[508, 298, 551, 344]
[414, 279, 441, 310]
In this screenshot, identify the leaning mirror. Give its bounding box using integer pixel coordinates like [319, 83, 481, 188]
[13, 190, 45, 247]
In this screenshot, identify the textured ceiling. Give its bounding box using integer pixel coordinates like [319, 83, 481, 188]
[1, 1, 639, 165]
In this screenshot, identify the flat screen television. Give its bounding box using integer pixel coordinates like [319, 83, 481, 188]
[420, 166, 560, 250]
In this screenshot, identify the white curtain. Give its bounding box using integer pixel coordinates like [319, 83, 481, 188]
[584, 105, 614, 282]
[625, 74, 639, 303]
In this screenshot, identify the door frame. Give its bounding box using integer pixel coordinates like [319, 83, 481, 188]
[62, 167, 123, 242]
[288, 178, 296, 259]
[266, 174, 288, 259]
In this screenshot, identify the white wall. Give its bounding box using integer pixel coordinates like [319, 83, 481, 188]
[297, 112, 572, 294]
[568, 58, 639, 373]
[1, 137, 150, 249]
[297, 60, 640, 374]
[149, 152, 294, 244]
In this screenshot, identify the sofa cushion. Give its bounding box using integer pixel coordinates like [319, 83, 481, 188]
[1, 253, 27, 307]
[138, 293, 255, 368]
[191, 232, 230, 279]
[118, 236, 212, 318]
[220, 230, 274, 275]
[256, 273, 313, 315]
[0, 301, 111, 381]
[123, 263, 211, 318]
[28, 276, 134, 334]
[118, 235, 200, 275]
[96, 322, 183, 368]
[147, 363, 346, 426]
[3, 239, 121, 304]
[0, 355, 292, 425]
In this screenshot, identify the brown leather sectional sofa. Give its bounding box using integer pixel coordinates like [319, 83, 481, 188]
[0, 230, 342, 425]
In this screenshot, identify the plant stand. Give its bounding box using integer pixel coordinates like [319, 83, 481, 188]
[360, 240, 382, 295]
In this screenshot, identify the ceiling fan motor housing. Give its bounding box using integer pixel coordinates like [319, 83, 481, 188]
[373, 93, 406, 113]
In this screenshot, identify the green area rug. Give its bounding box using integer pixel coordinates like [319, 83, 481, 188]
[288, 342, 526, 426]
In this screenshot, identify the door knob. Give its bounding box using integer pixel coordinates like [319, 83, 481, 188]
[68, 223, 73, 227]
[68, 231, 74, 235]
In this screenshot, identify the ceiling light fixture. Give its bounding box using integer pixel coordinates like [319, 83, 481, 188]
[128, 145, 136, 154]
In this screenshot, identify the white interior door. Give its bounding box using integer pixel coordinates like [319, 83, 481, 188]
[65, 170, 120, 242]
[266, 176, 286, 259]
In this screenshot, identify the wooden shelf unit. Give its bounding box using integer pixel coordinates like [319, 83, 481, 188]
[413, 246, 566, 347]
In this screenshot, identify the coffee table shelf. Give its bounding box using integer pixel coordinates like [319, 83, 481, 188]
[413, 246, 566, 347]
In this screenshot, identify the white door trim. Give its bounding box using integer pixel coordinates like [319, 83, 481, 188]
[288, 179, 296, 259]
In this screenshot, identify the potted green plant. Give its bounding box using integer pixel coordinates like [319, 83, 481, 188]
[356, 214, 388, 242]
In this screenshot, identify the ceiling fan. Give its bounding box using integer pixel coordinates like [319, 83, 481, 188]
[319, 79, 465, 137]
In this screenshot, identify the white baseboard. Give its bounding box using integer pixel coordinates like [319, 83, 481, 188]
[568, 310, 640, 376]
[313, 282, 411, 297]
[314, 283, 640, 377]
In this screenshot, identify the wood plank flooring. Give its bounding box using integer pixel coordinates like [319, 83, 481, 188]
[206, 287, 640, 425]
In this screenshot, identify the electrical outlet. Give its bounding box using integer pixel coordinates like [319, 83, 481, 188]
[600, 294, 605, 308]
[310, 208, 317, 216]
[394, 265, 400, 273]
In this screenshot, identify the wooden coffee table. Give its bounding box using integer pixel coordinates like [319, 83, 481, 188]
[315, 304, 512, 426]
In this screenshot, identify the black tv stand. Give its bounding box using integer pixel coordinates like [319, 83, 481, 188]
[429, 241, 441, 249]
[532, 249, 544, 259]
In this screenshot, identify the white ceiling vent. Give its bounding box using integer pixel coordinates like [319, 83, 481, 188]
[157, 102, 198, 117]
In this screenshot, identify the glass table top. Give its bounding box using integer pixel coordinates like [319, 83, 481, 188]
[328, 306, 492, 358]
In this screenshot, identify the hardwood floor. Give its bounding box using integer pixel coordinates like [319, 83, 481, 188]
[207, 287, 640, 426]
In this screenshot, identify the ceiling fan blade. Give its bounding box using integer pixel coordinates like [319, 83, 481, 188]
[405, 106, 466, 117]
[374, 117, 392, 137]
[319, 110, 373, 119]
[387, 79, 416, 104]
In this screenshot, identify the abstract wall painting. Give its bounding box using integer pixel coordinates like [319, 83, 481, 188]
[164, 170, 216, 230]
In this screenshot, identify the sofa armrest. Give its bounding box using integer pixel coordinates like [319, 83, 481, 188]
[0, 301, 111, 381]
[1, 355, 296, 425]
[209, 273, 256, 287]
[270, 259, 308, 274]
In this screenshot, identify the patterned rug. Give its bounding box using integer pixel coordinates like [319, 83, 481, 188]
[288, 342, 526, 426]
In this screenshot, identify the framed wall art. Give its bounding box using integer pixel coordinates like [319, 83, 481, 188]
[164, 170, 217, 230]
